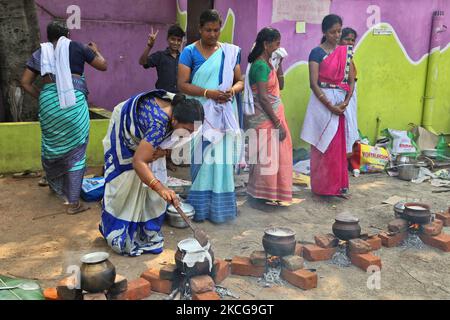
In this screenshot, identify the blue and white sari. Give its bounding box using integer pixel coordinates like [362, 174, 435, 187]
[100, 90, 173, 256]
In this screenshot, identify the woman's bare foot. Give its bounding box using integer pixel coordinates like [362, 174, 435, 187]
[67, 201, 90, 215]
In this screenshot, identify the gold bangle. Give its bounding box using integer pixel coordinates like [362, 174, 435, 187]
[231, 88, 236, 97]
[203, 89, 208, 98]
[318, 93, 325, 99]
[151, 180, 161, 190]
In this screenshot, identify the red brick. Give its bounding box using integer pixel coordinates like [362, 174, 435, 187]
[114, 278, 151, 300]
[281, 269, 317, 290]
[348, 239, 372, 254]
[366, 236, 382, 251]
[302, 245, 336, 261]
[190, 275, 215, 294]
[43, 287, 59, 300]
[314, 234, 339, 248]
[159, 264, 178, 281]
[436, 212, 450, 226]
[249, 250, 266, 266]
[349, 253, 382, 271]
[419, 233, 450, 252]
[213, 259, 230, 284]
[57, 276, 82, 300]
[422, 220, 443, 236]
[108, 274, 128, 295]
[192, 291, 220, 300]
[388, 219, 409, 233]
[231, 256, 265, 277]
[295, 243, 304, 256]
[379, 231, 407, 248]
[83, 293, 107, 300]
[141, 268, 173, 294]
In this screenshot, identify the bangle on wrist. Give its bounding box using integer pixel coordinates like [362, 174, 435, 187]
[203, 89, 208, 98]
[231, 88, 236, 97]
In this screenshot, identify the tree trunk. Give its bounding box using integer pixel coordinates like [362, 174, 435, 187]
[0, 0, 40, 121]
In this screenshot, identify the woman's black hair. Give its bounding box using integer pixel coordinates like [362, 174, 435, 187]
[341, 27, 357, 41]
[167, 24, 185, 39]
[47, 20, 69, 42]
[320, 14, 343, 44]
[172, 94, 204, 124]
[199, 9, 222, 27]
[248, 27, 281, 63]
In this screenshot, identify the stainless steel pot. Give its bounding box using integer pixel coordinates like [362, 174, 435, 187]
[80, 252, 116, 293]
[166, 202, 195, 228]
[397, 164, 420, 181]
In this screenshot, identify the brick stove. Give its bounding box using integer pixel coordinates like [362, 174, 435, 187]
[379, 205, 450, 252]
[231, 243, 318, 291]
[301, 232, 383, 272]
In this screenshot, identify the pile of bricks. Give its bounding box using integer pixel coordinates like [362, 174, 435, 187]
[301, 233, 382, 272]
[230, 242, 318, 291]
[43, 258, 233, 301]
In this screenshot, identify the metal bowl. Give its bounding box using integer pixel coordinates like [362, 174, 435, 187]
[422, 149, 438, 158]
[166, 202, 195, 228]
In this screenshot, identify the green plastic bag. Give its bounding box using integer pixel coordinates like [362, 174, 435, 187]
[0, 275, 44, 300]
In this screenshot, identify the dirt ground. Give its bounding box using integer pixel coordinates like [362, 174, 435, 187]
[1, 166, 449, 300]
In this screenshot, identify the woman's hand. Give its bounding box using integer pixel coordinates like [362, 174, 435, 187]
[330, 104, 345, 115]
[151, 148, 167, 161]
[87, 42, 99, 54]
[278, 123, 287, 141]
[153, 183, 179, 206]
[206, 90, 231, 104]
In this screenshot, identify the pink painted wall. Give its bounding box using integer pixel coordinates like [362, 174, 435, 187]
[34, 0, 177, 110]
[213, 0, 450, 71]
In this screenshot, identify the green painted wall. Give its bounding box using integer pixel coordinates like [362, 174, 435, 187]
[0, 120, 109, 173]
[432, 47, 450, 135]
[282, 24, 450, 148]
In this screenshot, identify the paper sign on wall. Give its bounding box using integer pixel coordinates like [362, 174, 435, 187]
[272, 0, 331, 24]
[296, 21, 306, 33]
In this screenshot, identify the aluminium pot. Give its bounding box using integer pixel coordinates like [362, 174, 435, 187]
[174, 238, 214, 277]
[403, 203, 431, 224]
[332, 213, 361, 240]
[397, 164, 421, 181]
[166, 202, 195, 228]
[262, 227, 296, 257]
[80, 252, 116, 293]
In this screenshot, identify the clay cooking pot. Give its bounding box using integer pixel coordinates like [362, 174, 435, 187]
[262, 227, 296, 257]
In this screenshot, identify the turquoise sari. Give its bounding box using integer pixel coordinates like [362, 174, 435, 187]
[184, 45, 240, 223]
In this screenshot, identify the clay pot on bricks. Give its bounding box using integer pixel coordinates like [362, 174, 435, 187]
[175, 238, 214, 278]
[403, 203, 432, 224]
[332, 213, 361, 240]
[80, 252, 116, 293]
[262, 227, 296, 257]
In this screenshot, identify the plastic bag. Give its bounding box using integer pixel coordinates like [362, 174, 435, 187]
[80, 177, 105, 202]
[382, 128, 419, 157]
[350, 141, 390, 173]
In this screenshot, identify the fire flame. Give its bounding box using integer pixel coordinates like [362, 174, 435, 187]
[409, 223, 420, 231]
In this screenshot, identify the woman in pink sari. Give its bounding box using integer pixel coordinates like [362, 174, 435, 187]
[301, 14, 355, 198]
[245, 28, 292, 211]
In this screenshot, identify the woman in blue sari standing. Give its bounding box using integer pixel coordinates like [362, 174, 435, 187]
[178, 9, 244, 223]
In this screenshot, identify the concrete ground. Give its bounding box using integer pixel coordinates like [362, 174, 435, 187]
[0, 166, 449, 300]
